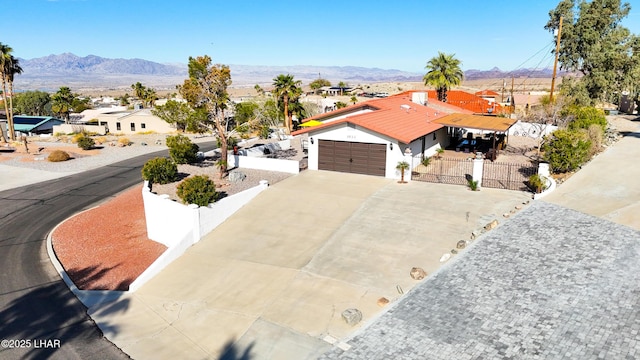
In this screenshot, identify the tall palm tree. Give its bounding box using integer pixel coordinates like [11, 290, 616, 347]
[51, 87, 75, 123]
[272, 74, 301, 134]
[6, 56, 22, 141]
[0, 42, 14, 141]
[423, 52, 464, 103]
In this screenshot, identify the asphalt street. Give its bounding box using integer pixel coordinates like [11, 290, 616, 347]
[0, 143, 215, 359]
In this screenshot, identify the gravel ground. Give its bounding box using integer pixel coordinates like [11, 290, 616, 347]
[0, 133, 300, 199]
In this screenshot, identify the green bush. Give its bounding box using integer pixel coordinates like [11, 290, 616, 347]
[567, 106, 607, 131]
[166, 134, 199, 164]
[141, 157, 178, 184]
[542, 129, 592, 173]
[528, 174, 546, 193]
[177, 175, 218, 206]
[467, 178, 479, 191]
[421, 157, 431, 167]
[217, 136, 239, 150]
[259, 125, 270, 139]
[48, 150, 70, 162]
[77, 136, 95, 150]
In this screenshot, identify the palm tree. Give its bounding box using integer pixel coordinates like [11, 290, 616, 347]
[423, 52, 464, 103]
[0, 42, 14, 141]
[396, 161, 410, 183]
[51, 87, 75, 123]
[6, 56, 22, 141]
[272, 74, 301, 134]
[338, 81, 347, 96]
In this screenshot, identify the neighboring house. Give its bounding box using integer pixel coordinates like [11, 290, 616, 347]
[56, 107, 175, 135]
[292, 92, 463, 179]
[102, 109, 175, 135]
[13, 116, 65, 136]
[423, 89, 504, 115]
[475, 89, 501, 104]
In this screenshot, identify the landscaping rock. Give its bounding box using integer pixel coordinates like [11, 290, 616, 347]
[341, 308, 363, 326]
[484, 219, 498, 230]
[439, 253, 451, 263]
[451, 249, 458, 255]
[229, 171, 246, 183]
[377, 297, 390, 307]
[503, 213, 510, 218]
[410, 267, 427, 280]
[456, 240, 467, 249]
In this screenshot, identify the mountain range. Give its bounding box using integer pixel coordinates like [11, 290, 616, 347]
[14, 53, 556, 92]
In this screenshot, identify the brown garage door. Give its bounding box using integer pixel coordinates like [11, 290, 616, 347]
[318, 140, 386, 176]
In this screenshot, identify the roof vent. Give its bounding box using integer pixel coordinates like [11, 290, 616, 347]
[400, 104, 411, 112]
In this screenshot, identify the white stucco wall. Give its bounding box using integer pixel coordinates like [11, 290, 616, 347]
[134, 180, 270, 292]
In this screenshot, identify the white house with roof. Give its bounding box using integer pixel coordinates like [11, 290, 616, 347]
[292, 92, 467, 179]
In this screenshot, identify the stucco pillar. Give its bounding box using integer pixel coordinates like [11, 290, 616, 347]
[402, 148, 413, 183]
[538, 162, 550, 177]
[472, 152, 484, 187]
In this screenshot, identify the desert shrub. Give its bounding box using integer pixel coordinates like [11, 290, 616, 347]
[71, 133, 84, 143]
[259, 125, 270, 139]
[166, 134, 199, 164]
[118, 137, 131, 146]
[528, 174, 546, 193]
[177, 175, 218, 206]
[96, 136, 107, 144]
[141, 157, 177, 184]
[586, 124, 604, 156]
[542, 129, 591, 173]
[421, 157, 431, 167]
[48, 150, 70, 162]
[567, 106, 607, 131]
[77, 136, 95, 150]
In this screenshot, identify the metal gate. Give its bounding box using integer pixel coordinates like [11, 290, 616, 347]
[482, 161, 538, 191]
[412, 158, 473, 185]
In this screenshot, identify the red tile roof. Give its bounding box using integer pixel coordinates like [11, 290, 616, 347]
[293, 94, 455, 143]
[475, 90, 500, 97]
[390, 89, 504, 114]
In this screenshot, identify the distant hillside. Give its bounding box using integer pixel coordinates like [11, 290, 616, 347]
[13, 53, 557, 92]
[465, 67, 560, 80]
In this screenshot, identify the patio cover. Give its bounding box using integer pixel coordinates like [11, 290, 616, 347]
[434, 113, 516, 133]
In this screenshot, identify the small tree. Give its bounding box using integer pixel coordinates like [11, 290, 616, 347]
[141, 157, 178, 184]
[396, 161, 410, 183]
[166, 134, 199, 164]
[435, 148, 445, 159]
[177, 175, 218, 206]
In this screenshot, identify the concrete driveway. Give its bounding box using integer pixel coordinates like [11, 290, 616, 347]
[88, 170, 531, 359]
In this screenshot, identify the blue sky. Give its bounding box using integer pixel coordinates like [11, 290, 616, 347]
[4, 0, 640, 73]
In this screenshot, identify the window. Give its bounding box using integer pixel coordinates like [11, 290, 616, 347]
[116, 122, 121, 131]
[141, 123, 146, 129]
[131, 123, 135, 131]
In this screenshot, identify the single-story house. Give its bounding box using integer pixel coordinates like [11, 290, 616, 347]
[13, 116, 65, 136]
[292, 92, 469, 179]
[60, 108, 176, 135]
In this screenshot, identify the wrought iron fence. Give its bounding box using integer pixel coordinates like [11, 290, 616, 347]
[411, 157, 474, 185]
[482, 161, 538, 191]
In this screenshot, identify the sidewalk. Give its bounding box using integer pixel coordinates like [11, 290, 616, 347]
[543, 117, 640, 230]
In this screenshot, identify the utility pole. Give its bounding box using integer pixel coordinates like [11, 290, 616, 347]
[510, 77, 515, 114]
[550, 16, 563, 102]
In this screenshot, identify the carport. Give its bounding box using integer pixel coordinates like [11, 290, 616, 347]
[434, 114, 517, 160]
